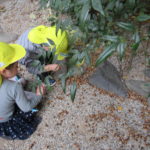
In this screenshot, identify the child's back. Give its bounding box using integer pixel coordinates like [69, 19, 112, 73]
[0, 79, 42, 123]
[0, 42, 45, 140]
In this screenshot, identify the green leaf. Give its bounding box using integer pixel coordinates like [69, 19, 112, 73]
[131, 42, 140, 52]
[137, 14, 150, 22]
[116, 22, 135, 31]
[132, 31, 140, 43]
[55, 0, 61, 10]
[106, 1, 115, 10]
[77, 0, 89, 5]
[70, 82, 77, 102]
[46, 85, 53, 91]
[95, 44, 116, 67]
[41, 50, 47, 61]
[80, 3, 90, 23]
[87, 21, 99, 31]
[68, 55, 78, 66]
[56, 23, 61, 36]
[47, 39, 55, 46]
[42, 43, 50, 47]
[91, 0, 105, 16]
[59, 53, 69, 58]
[66, 68, 74, 77]
[47, 51, 52, 60]
[85, 50, 91, 65]
[102, 35, 119, 42]
[117, 42, 126, 61]
[61, 76, 66, 93]
[115, 1, 123, 12]
[78, 51, 85, 60]
[31, 60, 41, 67]
[69, 49, 80, 54]
[126, 0, 136, 9]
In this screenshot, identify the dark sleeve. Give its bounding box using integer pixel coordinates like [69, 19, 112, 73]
[14, 83, 42, 112]
[19, 51, 44, 75]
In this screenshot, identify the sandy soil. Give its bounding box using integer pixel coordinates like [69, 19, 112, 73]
[0, 0, 149, 150]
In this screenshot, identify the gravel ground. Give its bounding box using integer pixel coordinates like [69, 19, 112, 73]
[0, 0, 149, 150]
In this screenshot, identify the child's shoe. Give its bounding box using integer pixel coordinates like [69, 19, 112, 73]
[37, 75, 56, 86]
[48, 78, 56, 86]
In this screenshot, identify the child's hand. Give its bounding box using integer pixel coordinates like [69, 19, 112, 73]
[43, 46, 49, 51]
[44, 64, 60, 72]
[36, 84, 46, 96]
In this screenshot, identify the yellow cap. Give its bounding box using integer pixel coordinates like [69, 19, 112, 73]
[0, 42, 26, 70]
[28, 25, 68, 60]
[0, 42, 26, 85]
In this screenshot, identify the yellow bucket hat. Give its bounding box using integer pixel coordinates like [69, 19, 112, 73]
[0, 42, 26, 85]
[28, 25, 68, 60]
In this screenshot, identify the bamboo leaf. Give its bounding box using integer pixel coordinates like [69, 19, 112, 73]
[115, 1, 123, 12]
[69, 49, 80, 54]
[132, 31, 140, 43]
[59, 53, 69, 57]
[131, 42, 140, 52]
[70, 82, 77, 102]
[78, 52, 85, 60]
[47, 38, 55, 46]
[47, 51, 52, 60]
[31, 60, 41, 67]
[106, 1, 115, 10]
[95, 44, 116, 67]
[61, 77, 66, 93]
[137, 14, 150, 22]
[102, 35, 119, 42]
[56, 23, 61, 36]
[42, 42, 50, 47]
[126, 0, 136, 9]
[116, 22, 135, 31]
[91, 0, 105, 16]
[117, 42, 126, 61]
[42, 50, 47, 61]
[66, 68, 74, 77]
[68, 55, 78, 66]
[80, 3, 90, 23]
[85, 50, 91, 65]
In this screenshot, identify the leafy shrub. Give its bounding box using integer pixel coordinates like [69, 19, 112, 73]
[39, 0, 150, 100]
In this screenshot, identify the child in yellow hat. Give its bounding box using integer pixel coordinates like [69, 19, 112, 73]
[16, 25, 68, 86]
[0, 42, 45, 140]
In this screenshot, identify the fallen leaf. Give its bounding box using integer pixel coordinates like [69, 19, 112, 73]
[117, 106, 123, 111]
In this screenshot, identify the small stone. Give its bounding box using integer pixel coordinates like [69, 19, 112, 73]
[89, 61, 128, 97]
[126, 80, 150, 98]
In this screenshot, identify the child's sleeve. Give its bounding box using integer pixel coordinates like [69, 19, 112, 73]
[21, 51, 44, 74]
[16, 28, 36, 52]
[14, 83, 42, 112]
[17, 28, 44, 75]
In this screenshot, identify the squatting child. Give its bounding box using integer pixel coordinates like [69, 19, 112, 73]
[0, 42, 45, 140]
[16, 25, 68, 86]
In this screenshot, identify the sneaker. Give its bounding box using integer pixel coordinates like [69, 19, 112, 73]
[48, 78, 56, 86]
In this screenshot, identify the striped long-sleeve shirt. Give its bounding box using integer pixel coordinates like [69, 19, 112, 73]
[16, 28, 44, 74]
